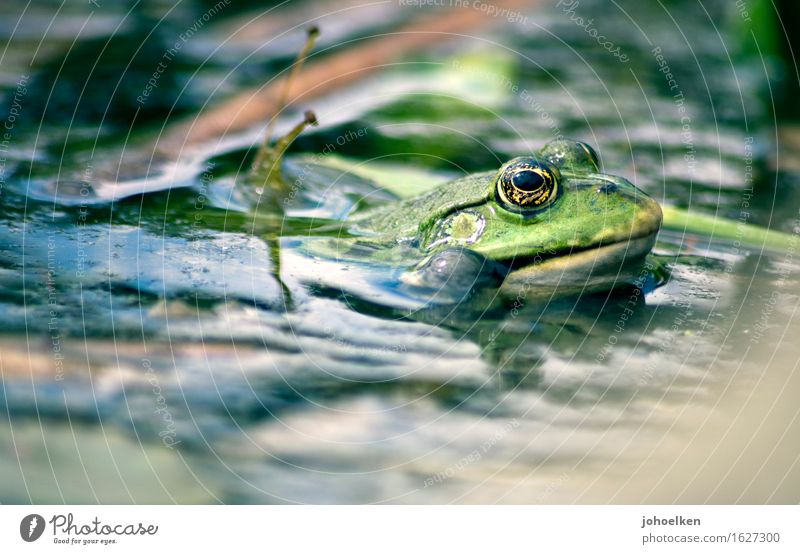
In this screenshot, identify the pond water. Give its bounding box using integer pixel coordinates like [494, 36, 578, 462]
[0, 0, 798, 503]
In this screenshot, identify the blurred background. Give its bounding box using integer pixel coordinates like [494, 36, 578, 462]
[0, 0, 798, 503]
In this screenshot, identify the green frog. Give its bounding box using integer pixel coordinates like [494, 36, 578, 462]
[328, 140, 658, 301]
[247, 127, 663, 305]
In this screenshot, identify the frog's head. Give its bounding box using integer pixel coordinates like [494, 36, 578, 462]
[418, 139, 662, 290]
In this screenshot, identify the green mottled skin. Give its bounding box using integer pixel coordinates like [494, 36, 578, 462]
[350, 171, 494, 240]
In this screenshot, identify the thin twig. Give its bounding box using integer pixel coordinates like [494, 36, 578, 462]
[156, 0, 536, 154]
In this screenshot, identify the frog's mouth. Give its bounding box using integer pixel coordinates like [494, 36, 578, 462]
[495, 207, 661, 293]
[498, 228, 659, 273]
[497, 233, 659, 295]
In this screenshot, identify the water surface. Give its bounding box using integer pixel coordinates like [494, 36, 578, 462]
[0, 0, 798, 503]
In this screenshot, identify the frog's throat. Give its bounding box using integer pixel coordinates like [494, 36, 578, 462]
[499, 234, 657, 293]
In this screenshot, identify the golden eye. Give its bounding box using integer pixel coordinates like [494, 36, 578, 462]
[495, 159, 561, 212]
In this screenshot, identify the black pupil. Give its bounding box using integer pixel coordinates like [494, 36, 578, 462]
[511, 169, 545, 192]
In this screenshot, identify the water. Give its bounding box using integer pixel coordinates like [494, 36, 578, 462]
[0, 0, 798, 503]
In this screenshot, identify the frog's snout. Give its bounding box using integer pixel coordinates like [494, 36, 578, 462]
[591, 176, 663, 237]
[623, 185, 662, 232]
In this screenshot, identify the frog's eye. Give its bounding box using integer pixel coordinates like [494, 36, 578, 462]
[540, 139, 600, 173]
[495, 159, 561, 213]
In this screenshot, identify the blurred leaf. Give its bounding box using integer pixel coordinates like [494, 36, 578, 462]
[313, 153, 453, 198]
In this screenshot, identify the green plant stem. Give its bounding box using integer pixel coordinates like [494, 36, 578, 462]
[661, 205, 796, 252]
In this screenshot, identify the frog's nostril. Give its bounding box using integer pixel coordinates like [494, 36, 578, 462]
[596, 183, 618, 194]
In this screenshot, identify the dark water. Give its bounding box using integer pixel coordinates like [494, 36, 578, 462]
[0, 0, 798, 503]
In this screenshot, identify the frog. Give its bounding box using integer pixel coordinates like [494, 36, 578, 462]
[244, 121, 663, 306]
[297, 139, 662, 303]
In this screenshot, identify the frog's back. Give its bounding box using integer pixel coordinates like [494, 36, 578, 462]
[349, 171, 493, 239]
